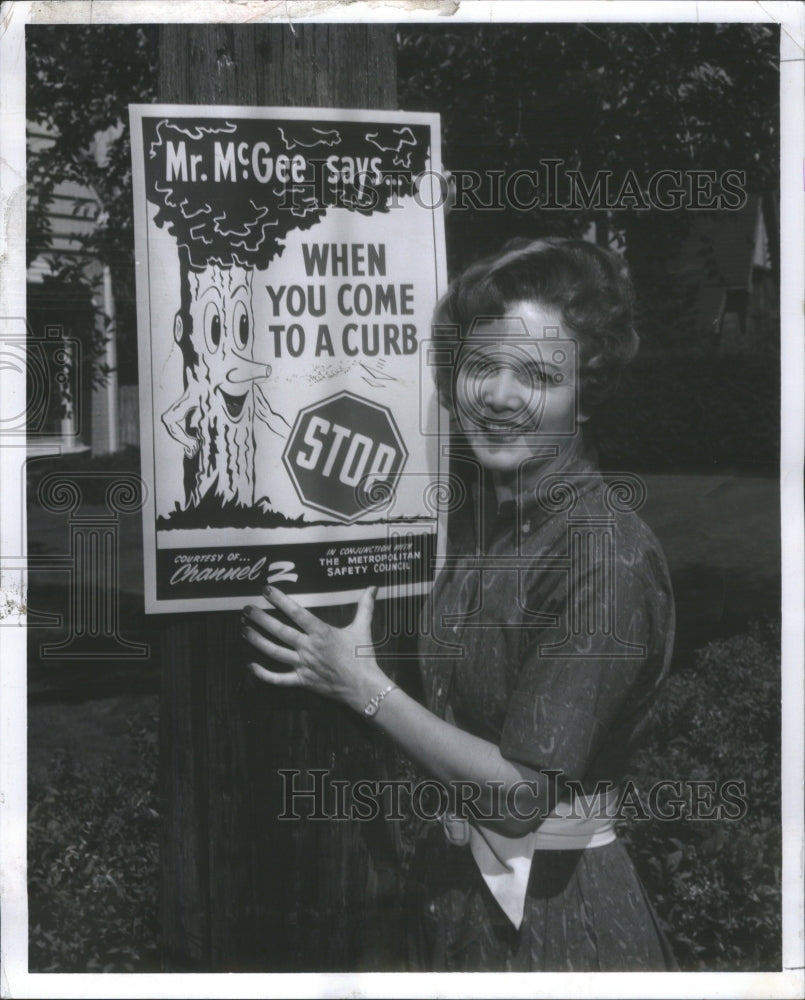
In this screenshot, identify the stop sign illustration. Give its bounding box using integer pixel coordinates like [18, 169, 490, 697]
[283, 391, 408, 523]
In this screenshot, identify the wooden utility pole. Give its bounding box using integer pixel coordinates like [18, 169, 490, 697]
[156, 24, 408, 972]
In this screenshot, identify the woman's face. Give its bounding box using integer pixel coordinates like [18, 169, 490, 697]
[454, 299, 584, 482]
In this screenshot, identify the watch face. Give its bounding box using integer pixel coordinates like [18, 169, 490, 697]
[364, 702, 378, 717]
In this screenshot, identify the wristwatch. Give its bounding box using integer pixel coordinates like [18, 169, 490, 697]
[363, 683, 398, 718]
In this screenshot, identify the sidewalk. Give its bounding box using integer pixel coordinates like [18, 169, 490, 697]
[24, 469, 780, 693]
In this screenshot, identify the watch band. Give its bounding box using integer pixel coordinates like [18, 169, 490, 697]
[363, 683, 398, 718]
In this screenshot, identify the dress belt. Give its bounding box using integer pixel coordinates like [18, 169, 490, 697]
[442, 789, 619, 929]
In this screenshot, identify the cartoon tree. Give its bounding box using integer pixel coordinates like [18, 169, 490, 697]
[163, 262, 288, 508]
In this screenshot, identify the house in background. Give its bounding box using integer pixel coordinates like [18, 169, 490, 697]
[27, 122, 138, 457]
[669, 195, 779, 354]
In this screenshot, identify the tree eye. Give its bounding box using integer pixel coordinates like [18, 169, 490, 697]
[204, 303, 221, 353]
[234, 301, 250, 349]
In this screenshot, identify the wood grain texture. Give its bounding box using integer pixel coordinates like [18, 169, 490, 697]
[156, 23, 411, 971]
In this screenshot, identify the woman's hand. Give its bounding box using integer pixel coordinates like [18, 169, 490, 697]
[241, 585, 390, 714]
[243, 588, 552, 833]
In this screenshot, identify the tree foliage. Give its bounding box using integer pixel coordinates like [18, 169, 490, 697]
[27, 24, 157, 267]
[26, 22, 779, 374]
[398, 22, 778, 264]
[398, 20, 780, 354]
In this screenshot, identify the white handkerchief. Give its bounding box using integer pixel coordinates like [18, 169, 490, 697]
[468, 822, 540, 929]
[442, 791, 619, 929]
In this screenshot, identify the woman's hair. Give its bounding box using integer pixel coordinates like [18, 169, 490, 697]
[432, 237, 639, 412]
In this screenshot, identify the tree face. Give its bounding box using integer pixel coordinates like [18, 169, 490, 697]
[186, 265, 263, 422]
[190, 265, 259, 507]
[166, 264, 279, 508]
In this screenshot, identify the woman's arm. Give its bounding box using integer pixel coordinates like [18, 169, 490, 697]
[361, 685, 554, 836]
[241, 585, 554, 836]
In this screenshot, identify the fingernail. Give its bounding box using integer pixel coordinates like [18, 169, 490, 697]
[264, 585, 274, 595]
[370, 586, 378, 599]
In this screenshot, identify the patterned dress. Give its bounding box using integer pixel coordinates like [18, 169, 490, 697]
[414, 443, 677, 971]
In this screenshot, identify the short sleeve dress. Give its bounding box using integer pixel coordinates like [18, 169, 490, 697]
[414, 445, 677, 972]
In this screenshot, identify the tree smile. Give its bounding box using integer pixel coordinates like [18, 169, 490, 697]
[217, 385, 249, 422]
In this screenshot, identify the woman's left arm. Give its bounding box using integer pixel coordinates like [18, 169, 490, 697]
[241, 585, 553, 835]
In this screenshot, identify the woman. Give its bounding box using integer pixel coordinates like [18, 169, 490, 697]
[241, 238, 676, 972]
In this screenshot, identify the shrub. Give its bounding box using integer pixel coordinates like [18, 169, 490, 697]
[28, 709, 160, 972]
[622, 619, 781, 970]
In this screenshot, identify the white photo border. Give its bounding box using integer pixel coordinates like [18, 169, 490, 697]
[1, 2, 802, 998]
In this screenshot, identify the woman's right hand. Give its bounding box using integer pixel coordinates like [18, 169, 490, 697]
[241, 585, 390, 714]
